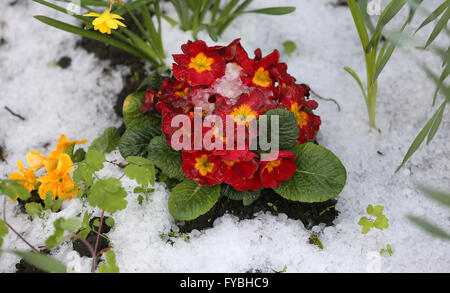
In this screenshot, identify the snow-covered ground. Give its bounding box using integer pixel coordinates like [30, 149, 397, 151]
[0, 0, 449, 273]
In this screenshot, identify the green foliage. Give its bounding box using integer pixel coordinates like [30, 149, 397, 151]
[124, 156, 156, 186]
[415, 0, 450, 48]
[309, 234, 324, 249]
[243, 190, 261, 206]
[44, 192, 63, 213]
[259, 109, 299, 150]
[86, 149, 106, 172]
[12, 250, 67, 273]
[46, 217, 81, 249]
[380, 244, 393, 257]
[88, 178, 128, 213]
[119, 127, 160, 158]
[346, 0, 422, 128]
[25, 202, 44, 218]
[168, 179, 221, 220]
[221, 184, 261, 206]
[274, 143, 347, 203]
[105, 217, 115, 228]
[358, 204, 389, 234]
[89, 127, 121, 154]
[0, 179, 31, 201]
[136, 72, 165, 92]
[170, 0, 295, 40]
[99, 250, 120, 273]
[122, 92, 161, 131]
[147, 136, 185, 181]
[283, 40, 297, 56]
[77, 212, 92, 240]
[34, 0, 166, 67]
[408, 186, 450, 240]
[0, 220, 8, 249]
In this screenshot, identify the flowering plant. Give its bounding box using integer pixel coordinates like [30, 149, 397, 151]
[119, 39, 347, 220]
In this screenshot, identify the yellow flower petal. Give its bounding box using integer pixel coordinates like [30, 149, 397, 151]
[26, 150, 45, 171]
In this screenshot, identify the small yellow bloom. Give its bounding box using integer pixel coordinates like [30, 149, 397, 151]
[37, 154, 77, 200]
[252, 67, 272, 87]
[231, 104, 258, 126]
[195, 155, 214, 176]
[290, 102, 308, 128]
[189, 52, 214, 73]
[84, 8, 126, 35]
[43, 134, 87, 173]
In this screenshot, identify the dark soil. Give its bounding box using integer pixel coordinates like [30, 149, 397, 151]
[72, 217, 112, 258]
[57, 56, 72, 69]
[15, 249, 49, 273]
[178, 188, 338, 234]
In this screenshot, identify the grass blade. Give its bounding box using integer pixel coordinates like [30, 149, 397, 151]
[408, 216, 450, 240]
[344, 66, 368, 101]
[416, 0, 449, 32]
[244, 7, 296, 15]
[34, 15, 152, 63]
[418, 186, 450, 207]
[426, 101, 446, 144]
[424, 6, 450, 48]
[348, 0, 370, 50]
[395, 105, 441, 172]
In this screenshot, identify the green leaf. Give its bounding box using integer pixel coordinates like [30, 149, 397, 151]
[347, 0, 370, 50]
[426, 101, 446, 144]
[147, 136, 185, 181]
[119, 126, 160, 158]
[136, 72, 165, 92]
[1, 181, 31, 201]
[424, 6, 450, 48]
[418, 186, 450, 207]
[245, 7, 296, 15]
[89, 127, 121, 154]
[105, 217, 115, 228]
[122, 92, 161, 131]
[58, 218, 81, 233]
[367, 204, 384, 217]
[99, 250, 120, 273]
[260, 109, 299, 150]
[33, 16, 153, 64]
[373, 215, 389, 230]
[358, 216, 374, 234]
[86, 149, 105, 172]
[242, 190, 261, 206]
[0, 220, 8, 248]
[416, 0, 448, 32]
[396, 105, 442, 172]
[73, 164, 94, 187]
[221, 184, 244, 201]
[168, 179, 221, 220]
[408, 215, 450, 240]
[88, 178, 128, 213]
[72, 148, 86, 163]
[12, 251, 67, 273]
[274, 143, 347, 202]
[344, 66, 367, 101]
[124, 163, 156, 186]
[283, 40, 297, 56]
[25, 202, 43, 218]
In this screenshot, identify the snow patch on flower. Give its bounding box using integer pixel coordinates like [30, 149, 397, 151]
[212, 63, 250, 105]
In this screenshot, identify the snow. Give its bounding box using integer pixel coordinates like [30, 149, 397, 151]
[1, 0, 449, 273]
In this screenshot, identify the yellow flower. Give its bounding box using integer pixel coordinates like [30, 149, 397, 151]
[26, 150, 45, 171]
[252, 67, 272, 87]
[84, 8, 126, 35]
[231, 104, 258, 126]
[195, 155, 214, 176]
[8, 160, 37, 201]
[189, 52, 214, 73]
[42, 134, 87, 173]
[37, 154, 77, 200]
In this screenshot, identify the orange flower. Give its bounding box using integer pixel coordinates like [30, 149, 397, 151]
[37, 154, 77, 200]
[8, 160, 37, 193]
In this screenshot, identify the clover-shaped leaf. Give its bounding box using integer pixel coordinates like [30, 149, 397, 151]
[359, 205, 389, 234]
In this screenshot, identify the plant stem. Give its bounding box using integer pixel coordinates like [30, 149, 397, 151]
[2, 196, 40, 254]
[367, 82, 378, 129]
[91, 211, 105, 273]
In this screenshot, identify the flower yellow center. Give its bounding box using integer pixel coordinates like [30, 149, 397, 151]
[175, 87, 189, 97]
[231, 105, 258, 126]
[265, 160, 281, 172]
[189, 52, 214, 73]
[290, 102, 308, 128]
[252, 67, 272, 87]
[195, 154, 214, 176]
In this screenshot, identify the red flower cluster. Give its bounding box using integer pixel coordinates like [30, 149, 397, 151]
[141, 39, 321, 190]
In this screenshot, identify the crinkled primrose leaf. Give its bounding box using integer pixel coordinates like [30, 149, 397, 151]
[274, 143, 347, 202]
[147, 136, 185, 181]
[168, 179, 221, 221]
[89, 127, 121, 154]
